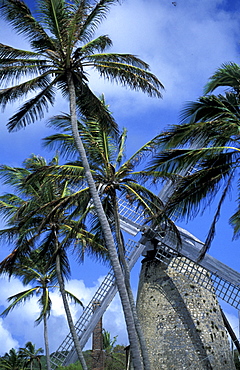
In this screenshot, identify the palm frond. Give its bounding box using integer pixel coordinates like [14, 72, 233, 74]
[76, 35, 112, 56]
[228, 178, 240, 240]
[38, 0, 68, 49]
[64, 290, 84, 308]
[35, 289, 52, 324]
[198, 173, 233, 261]
[76, 84, 118, 134]
[6, 79, 57, 131]
[163, 149, 237, 221]
[78, 0, 120, 43]
[1, 288, 37, 318]
[85, 52, 151, 69]
[0, 72, 53, 107]
[0, 0, 55, 52]
[204, 62, 240, 94]
[115, 128, 127, 166]
[88, 58, 163, 98]
[0, 43, 40, 59]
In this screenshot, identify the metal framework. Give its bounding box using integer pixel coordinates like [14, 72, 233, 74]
[50, 239, 146, 368]
[155, 242, 240, 310]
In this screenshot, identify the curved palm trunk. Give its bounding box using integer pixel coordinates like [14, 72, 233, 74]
[111, 193, 151, 370]
[67, 73, 143, 370]
[54, 237, 88, 370]
[43, 313, 51, 370]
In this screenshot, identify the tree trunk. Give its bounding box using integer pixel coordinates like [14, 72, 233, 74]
[43, 314, 51, 370]
[67, 72, 143, 370]
[112, 193, 151, 370]
[54, 241, 88, 370]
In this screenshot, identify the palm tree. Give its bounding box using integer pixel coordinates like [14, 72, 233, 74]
[0, 249, 84, 370]
[0, 3, 163, 367]
[102, 330, 125, 370]
[0, 348, 25, 370]
[41, 110, 177, 369]
[145, 62, 240, 260]
[0, 155, 108, 370]
[19, 342, 43, 370]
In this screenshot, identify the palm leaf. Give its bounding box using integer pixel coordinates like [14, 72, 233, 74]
[1, 287, 38, 317]
[64, 290, 84, 308]
[76, 35, 112, 56]
[204, 62, 240, 94]
[96, 63, 162, 98]
[78, 0, 120, 43]
[6, 79, 57, 131]
[198, 173, 233, 260]
[0, 0, 55, 51]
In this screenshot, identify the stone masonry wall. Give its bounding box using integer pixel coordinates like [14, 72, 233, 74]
[136, 257, 235, 370]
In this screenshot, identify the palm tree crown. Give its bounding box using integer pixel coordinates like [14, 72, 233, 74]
[19, 342, 43, 370]
[0, 0, 163, 132]
[146, 62, 240, 259]
[43, 110, 167, 236]
[0, 154, 108, 370]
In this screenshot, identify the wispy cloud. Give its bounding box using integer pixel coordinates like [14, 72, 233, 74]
[89, 0, 240, 113]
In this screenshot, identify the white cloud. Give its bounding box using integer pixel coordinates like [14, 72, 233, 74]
[88, 0, 240, 116]
[0, 274, 128, 356]
[0, 318, 19, 354]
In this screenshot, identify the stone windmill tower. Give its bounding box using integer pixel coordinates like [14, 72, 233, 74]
[49, 186, 240, 369]
[136, 228, 236, 369]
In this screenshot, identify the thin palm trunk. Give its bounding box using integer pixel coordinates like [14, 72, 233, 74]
[111, 193, 151, 370]
[54, 236, 88, 370]
[43, 313, 51, 370]
[67, 73, 143, 370]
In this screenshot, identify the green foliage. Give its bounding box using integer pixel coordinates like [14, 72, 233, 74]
[58, 362, 83, 370]
[56, 338, 126, 370]
[104, 345, 126, 370]
[19, 341, 43, 370]
[234, 350, 240, 370]
[147, 62, 240, 258]
[43, 112, 174, 238]
[0, 0, 163, 133]
[0, 344, 45, 370]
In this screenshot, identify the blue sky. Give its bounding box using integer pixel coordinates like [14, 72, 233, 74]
[0, 0, 240, 356]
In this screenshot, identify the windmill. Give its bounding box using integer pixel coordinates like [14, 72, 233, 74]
[49, 184, 240, 369]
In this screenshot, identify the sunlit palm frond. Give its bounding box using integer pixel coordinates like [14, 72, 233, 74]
[204, 62, 240, 94]
[64, 290, 84, 308]
[78, 35, 112, 56]
[1, 288, 38, 318]
[35, 288, 52, 324]
[87, 57, 163, 98]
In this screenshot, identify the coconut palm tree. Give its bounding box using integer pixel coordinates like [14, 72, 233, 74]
[0, 249, 84, 370]
[0, 155, 108, 370]
[40, 109, 179, 369]
[0, 3, 163, 367]
[0, 348, 25, 370]
[19, 341, 43, 370]
[145, 63, 240, 260]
